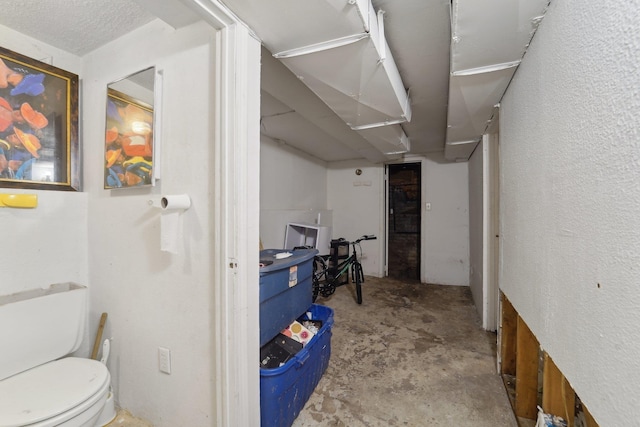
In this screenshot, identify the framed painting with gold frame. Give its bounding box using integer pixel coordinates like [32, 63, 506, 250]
[0, 46, 79, 191]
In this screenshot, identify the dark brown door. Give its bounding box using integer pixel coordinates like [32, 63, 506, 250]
[388, 163, 421, 280]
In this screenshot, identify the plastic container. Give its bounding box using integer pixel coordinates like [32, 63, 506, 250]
[259, 248, 318, 346]
[260, 304, 334, 427]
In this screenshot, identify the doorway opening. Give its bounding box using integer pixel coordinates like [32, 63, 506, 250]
[387, 162, 421, 280]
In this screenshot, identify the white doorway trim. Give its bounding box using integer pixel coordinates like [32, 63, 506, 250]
[482, 125, 500, 331]
[384, 165, 389, 277]
[184, 1, 261, 425]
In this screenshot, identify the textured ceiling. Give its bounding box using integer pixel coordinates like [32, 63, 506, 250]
[0, 0, 155, 56]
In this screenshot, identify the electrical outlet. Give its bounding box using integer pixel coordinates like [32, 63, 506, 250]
[158, 347, 171, 374]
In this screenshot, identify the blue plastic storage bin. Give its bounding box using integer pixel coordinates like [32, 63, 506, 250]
[260, 304, 334, 427]
[259, 248, 317, 346]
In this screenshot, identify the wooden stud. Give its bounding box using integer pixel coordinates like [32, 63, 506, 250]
[500, 294, 517, 375]
[542, 353, 575, 426]
[515, 316, 539, 420]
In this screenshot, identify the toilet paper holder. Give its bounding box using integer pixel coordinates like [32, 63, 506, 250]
[148, 194, 191, 211]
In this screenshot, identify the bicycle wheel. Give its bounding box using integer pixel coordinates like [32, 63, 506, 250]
[312, 256, 327, 302]
[312, 273, 320, 302]
[353, 261, 364, 304]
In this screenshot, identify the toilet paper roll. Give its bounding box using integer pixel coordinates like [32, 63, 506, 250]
[159, 194, 190, 254]
[161, 211, 181, 254]
[161, 194, 191, 210]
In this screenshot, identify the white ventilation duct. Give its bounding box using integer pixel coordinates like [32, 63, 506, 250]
[446, 65, 516, 143]
[223, 0, 412, 161]
[273, 7, 411, 130]
[445, 0, 550, 161]
[356, 124, 410, 159]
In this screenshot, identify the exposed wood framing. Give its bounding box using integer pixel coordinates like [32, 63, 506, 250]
[500, 295, 601, 426]
[515, 316, 539, 420]
[500, 293, 517, 375]
[542, 353, 575, 426]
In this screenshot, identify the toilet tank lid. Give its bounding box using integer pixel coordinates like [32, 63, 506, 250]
[0, 357, 109, 427]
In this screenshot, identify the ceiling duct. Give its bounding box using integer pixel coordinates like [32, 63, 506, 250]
[224, 0, 412, 161]
[273, 8, 411, 130]
[356, 124, 410, 159]
[444, 0, 550, 161]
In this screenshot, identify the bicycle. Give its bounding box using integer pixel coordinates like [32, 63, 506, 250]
[312, 235, 377, 305]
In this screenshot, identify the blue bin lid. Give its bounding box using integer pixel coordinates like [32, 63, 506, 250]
[259, 248, 317, 274]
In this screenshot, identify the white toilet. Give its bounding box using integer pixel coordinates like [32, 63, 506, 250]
[0, 283, 114, 427]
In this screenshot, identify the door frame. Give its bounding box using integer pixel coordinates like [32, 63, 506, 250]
[384, 159, 424, 280]
[185, 1, 261, 425]
[483, 118, 500, 331]
[385, 157, 425, 280]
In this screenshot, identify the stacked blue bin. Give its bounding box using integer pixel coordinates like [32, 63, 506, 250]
[259, 248, 333, 427]
[259, 248, 317, 346]
[260, 305, 334, 427]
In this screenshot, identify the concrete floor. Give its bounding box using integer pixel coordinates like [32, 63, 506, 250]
[292, 276, 517, 427]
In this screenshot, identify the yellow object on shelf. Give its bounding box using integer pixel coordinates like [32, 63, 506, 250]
[0, 193, 38, 208]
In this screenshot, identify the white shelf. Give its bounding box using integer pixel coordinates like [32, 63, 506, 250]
[284, 222, 332, 255]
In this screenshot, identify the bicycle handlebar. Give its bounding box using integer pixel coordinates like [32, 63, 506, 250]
[354, 235, 377, 243]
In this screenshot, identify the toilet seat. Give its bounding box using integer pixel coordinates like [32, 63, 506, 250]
[0, 357, 110, 427]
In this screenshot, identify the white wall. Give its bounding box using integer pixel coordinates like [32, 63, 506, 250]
[325, 156, 469, 285]
[0, 191, 88, 294]
[260, 135, 330, 249]
[500, 0, 640, 424]
[327, 159, 385, 276]
[83, 20, 217, 425]
[468, 143, 484, 313]
[422, 154, 470, 286]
